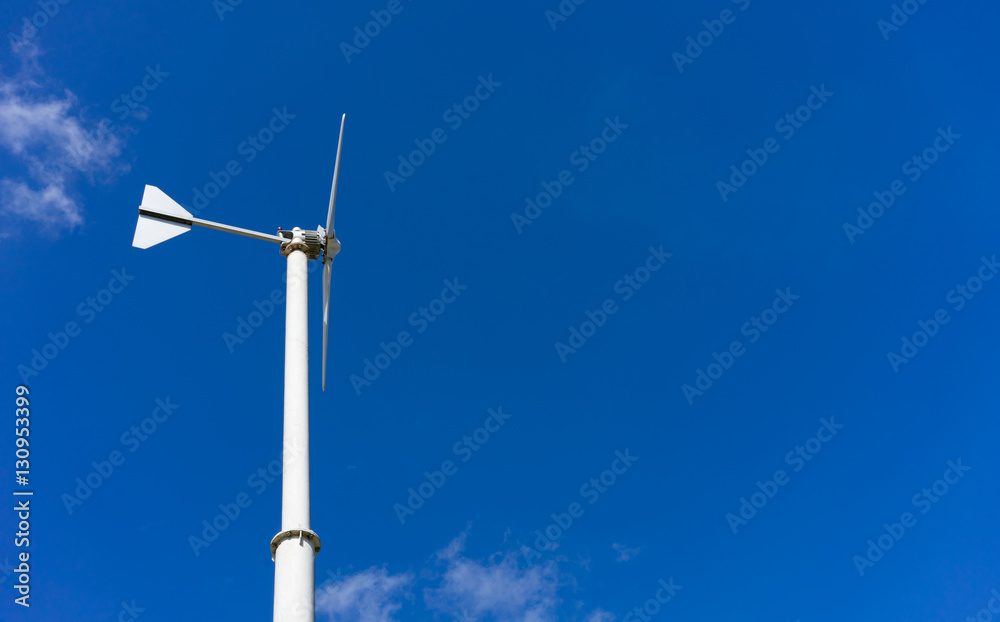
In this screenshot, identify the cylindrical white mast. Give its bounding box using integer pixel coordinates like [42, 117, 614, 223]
[272, 229, 321, 622]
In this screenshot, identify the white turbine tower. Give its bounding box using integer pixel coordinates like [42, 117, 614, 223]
[131, 115, 348, 622]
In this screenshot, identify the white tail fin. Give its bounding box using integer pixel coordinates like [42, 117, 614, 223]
[141, 185, 193, 220]
[132, 214, 191, 248]
[132, 185, 195, 249]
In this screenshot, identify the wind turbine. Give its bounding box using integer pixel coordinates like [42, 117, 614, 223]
[131, 114, 348, 622]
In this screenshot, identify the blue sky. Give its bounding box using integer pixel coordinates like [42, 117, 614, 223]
[1, 0, 999, 620]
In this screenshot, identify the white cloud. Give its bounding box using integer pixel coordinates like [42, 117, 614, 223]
[315, 531, 611, 622]
[0, 41, 127, 234]
[425, 532, 562, 622]
[0, 179, 80, 227]
[585, 610, 615, 622]
[314, 566, 413, 622]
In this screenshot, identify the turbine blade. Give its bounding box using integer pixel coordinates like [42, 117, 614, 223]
[325, 114, 346, 234]
[322, 257, 333, 391]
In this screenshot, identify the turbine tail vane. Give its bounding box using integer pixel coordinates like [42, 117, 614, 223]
[132, 185, 193, 248]
[132, 184, 285, 247]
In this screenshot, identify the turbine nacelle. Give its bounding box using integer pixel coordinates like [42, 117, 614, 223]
[132, 114, 348, 392]
[277, 228, 330, 261]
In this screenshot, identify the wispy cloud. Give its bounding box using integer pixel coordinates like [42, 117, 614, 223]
[315, 566, 414, 622]
[316, 531, 610, 622]
[0, 41, 127, 235]
[425, 532, 562, 622]
[611, 543, 640, 562]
